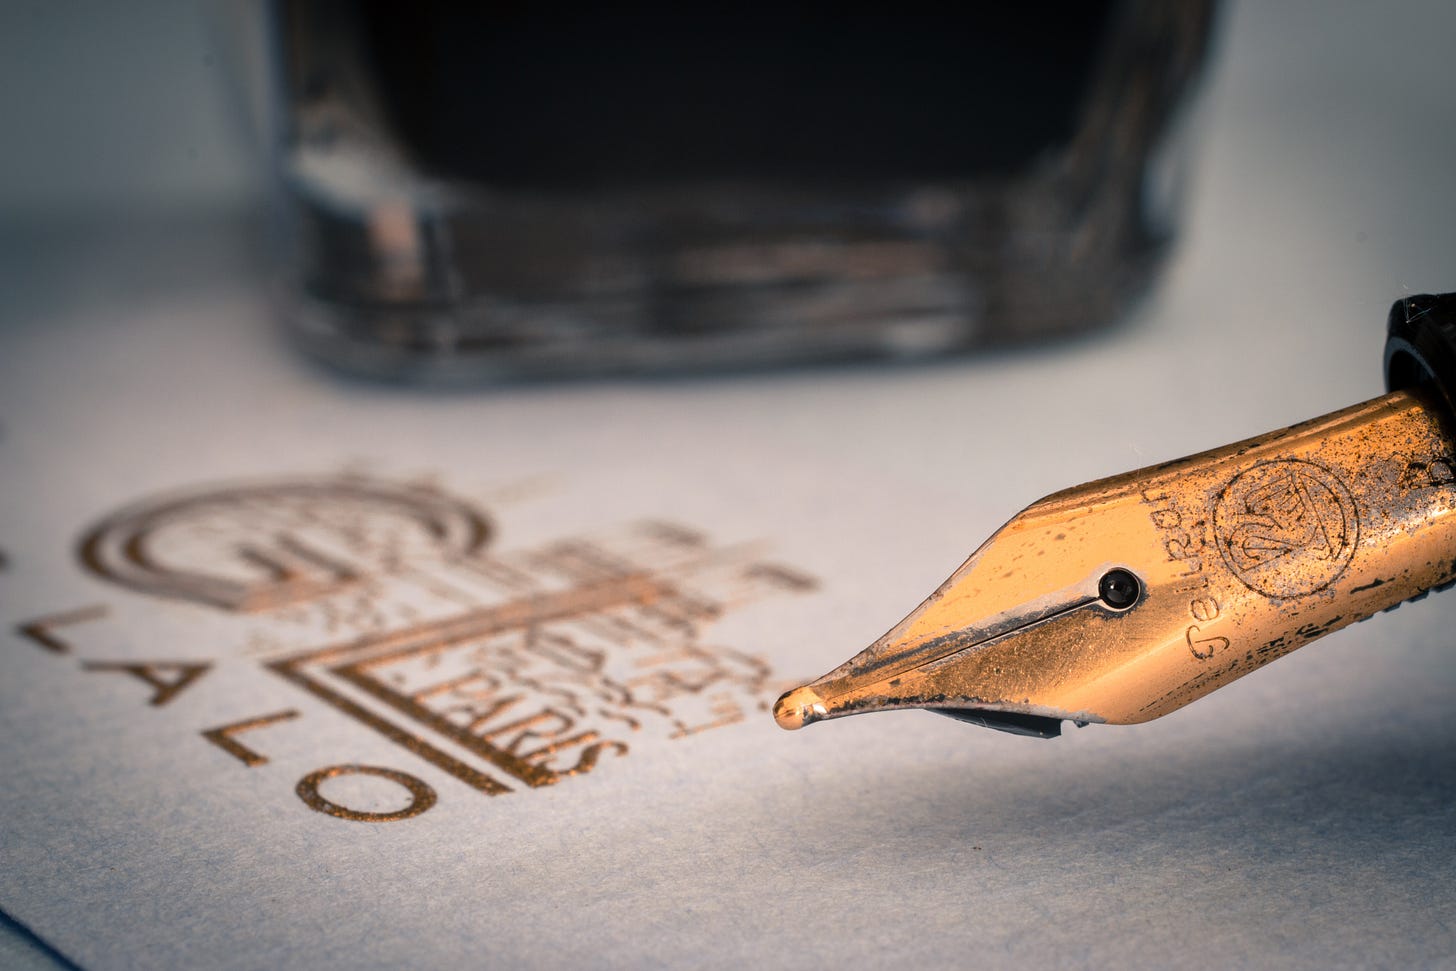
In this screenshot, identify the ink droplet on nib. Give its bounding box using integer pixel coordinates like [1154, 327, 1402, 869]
[773, 686, 825, 730]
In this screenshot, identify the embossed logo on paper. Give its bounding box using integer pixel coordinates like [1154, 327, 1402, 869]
[1213, 459, 1358, 598]
[78, 480, 491, 611]
[22, 477, 814, 821]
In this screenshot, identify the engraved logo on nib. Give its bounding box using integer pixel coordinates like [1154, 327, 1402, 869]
[1213, 459, 1359, 598]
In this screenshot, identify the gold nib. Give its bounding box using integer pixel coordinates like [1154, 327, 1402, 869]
[772, 686, 825, 731]
[777, 386, 1456, 737]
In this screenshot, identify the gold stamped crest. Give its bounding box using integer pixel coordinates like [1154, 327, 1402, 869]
[44, 477, 815, 817]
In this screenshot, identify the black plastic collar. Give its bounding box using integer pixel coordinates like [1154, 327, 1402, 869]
[1385, 293, 1456, 416]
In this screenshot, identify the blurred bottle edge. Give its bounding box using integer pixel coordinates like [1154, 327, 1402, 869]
[252, 0, 1218, 383]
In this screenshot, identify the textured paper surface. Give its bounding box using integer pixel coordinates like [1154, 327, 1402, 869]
[4, 2, 1456, 968]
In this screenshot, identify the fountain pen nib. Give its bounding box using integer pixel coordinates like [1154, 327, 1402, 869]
[770, 507, 1119, 737]
[772, 686, 826, 731]
[774, 387, 1456, 738]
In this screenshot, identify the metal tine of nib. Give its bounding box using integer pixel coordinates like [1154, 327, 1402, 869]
[775, 293, 1456, 738]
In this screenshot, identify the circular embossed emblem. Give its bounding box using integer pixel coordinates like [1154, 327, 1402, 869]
[1213, 459, 1358, 598]
[79, 478, 492, 612]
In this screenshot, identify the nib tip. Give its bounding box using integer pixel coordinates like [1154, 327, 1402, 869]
[773, 686, 826, 730]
